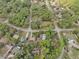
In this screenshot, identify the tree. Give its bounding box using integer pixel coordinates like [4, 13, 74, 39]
[32, 4, 53, 21]
[9, 7, 29, 27]
[45, 29, 55, 39]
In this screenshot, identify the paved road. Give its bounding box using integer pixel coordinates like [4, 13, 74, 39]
[0, 19, 76, 33]
[3, 46, 15, 59]
[28, 0, 33, 37]
[54, 21, 61, 39]
[57, 48, 64, 59]
[4, 23, 77, 32]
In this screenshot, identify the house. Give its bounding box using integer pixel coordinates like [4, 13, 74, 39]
[7, 54, 14, 59]
[32, 0, 38, 3]
[20, 36, 27, 43]
[40, 34, 46, 40]
[13, 34, 19, 39]
[29, 37, 35, 41]
[0, 38, 8, 44]
[28, 36, 36, 41]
